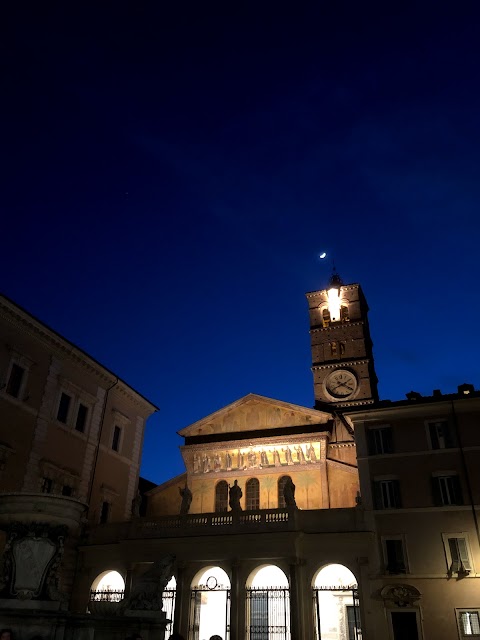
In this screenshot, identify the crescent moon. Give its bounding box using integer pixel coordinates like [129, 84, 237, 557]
[319, 252, 327, 259]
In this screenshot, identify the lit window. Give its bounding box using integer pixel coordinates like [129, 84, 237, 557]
[432, 475, 463, 506]
[112, 426, 121, 452]
[447, 537, 472, 575]
[6, 363, 25, 398]
[340, 305, 349, 321]
[367, 426, 393, 455]
[246, 478, 260, 510]
[322, 308, 331, 327]
[57, 392, 72, 424]
[427, 420, 456, 449]
[458, 610, 480, 637]
[215, 481, 228, 512]
[373, 479, 402, 509]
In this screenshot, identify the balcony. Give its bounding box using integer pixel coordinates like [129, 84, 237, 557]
[85, 506, 368, 545]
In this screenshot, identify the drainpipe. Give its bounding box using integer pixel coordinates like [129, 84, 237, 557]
[86, 376, 119, 514]
[451, 400, 480, 549]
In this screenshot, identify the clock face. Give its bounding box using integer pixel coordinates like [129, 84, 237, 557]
[325, 370, 358, 399]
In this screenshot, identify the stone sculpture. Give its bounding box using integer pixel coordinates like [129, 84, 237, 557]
[179, 485, 192, 515]
[283, 477, 297, 508]
[229, 480, 243, 511]
[123, 554, 176, 612]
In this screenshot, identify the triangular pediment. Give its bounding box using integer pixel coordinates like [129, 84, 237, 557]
[178, 393, 333, 438]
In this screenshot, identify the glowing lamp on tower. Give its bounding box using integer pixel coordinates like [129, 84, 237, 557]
[327, 271, 343, 322]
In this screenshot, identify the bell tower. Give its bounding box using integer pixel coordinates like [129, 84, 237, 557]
[306, 272, 378, 408]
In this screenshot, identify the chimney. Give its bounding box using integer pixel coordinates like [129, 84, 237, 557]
[406, 391, 422, 401]
[458, 383, 475, 396]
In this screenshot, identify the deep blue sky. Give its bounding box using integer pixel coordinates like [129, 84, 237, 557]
[2, 3, 479, 485]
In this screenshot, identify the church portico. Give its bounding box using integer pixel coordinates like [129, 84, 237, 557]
[76, 512, 373, 640]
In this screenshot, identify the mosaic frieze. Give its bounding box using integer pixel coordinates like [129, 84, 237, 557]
[191, 442, 321, 474]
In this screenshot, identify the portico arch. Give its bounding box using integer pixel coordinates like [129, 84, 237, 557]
[312, 563, 360, 640]
[164, 574, 177, 636]
[246, 564, 290, 640]
[90, 569, 125, 601]
[190, 566, 231, 640]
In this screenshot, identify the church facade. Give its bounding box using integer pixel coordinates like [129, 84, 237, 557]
[1, 277, 479, 640]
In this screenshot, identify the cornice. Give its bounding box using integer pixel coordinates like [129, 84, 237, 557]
[310, 321, 364, 333]
[312, 359, 371, 370]
[0, 296, 157, 413]
[306, 284, 359, 298]
[181, 431, 330, 454]
[333, 399, 376, 408]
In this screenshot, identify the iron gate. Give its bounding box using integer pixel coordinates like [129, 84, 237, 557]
[313, 586, 361, 640]
[189, 583, 231, 640]
[246, 587, 290, 640]
[163, 587, 176, 636]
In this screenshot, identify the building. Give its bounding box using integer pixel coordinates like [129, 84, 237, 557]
[1, 276, 479, 640]
[0, 294, 158, 636]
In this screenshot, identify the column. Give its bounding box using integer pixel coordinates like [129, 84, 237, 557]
[289, 559, 301, 640]
[173, 562, 188, 638]
[229, 558, 241, 640]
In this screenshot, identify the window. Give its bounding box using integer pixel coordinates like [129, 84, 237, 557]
[41, 477, 53, 493]
[62, 485, 73, 497]
[246, 478, 260, 510]
[390, 612, 419, 639]
[458, 610, 480, 637]
[322, 308, 331, 327]
[57, 392, 72, 424]
[112, 426, 122, 452]
[346, 606, 361, 640]
[100, 501, 110, 524]
[55, 381, 94, 434]
[427, 419, 456, 449]
[446, 536, 472, 575]
[278, 475, 291, 509]
[383, 538, 407, 574]
[373, 479, 402, 509]
[367, 426, 393, 455]
[75, 403, 88, 432]
[432, 474, 463, 506]
[6, 363, 25, 398]
[340, 305, 349, 321]
[215, 481, 228, 512]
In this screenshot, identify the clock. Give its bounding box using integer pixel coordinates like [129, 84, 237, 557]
[325, 370, 358, 399]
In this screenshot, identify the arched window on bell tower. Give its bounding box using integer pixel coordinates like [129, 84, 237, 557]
[340, 305, 349, 321]
[215, 481, 228, 512]
[322, 308, 331, 327]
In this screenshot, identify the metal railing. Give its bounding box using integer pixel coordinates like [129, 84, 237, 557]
[90, 589, 124, 602]
[246, 587, 290, 640]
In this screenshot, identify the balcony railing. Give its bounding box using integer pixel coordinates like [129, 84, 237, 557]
[85, 506, 367, 545]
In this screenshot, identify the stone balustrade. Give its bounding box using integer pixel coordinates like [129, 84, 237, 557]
[85, 506, 367, 544]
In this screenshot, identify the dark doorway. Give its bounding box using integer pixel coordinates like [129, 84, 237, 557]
[391, 611, 419, 640]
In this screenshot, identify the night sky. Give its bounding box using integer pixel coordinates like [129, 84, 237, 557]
[2, 4, 480, 485]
